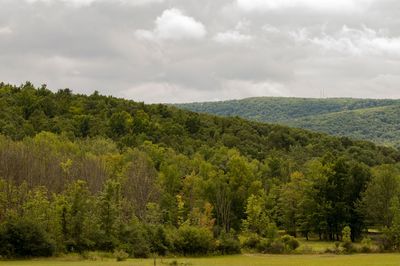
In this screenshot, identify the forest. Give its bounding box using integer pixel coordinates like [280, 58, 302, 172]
[176, 97, 400, 148]
[1, 82, 400, 258]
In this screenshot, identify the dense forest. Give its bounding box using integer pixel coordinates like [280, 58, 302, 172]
[176, 97, 400, 148]
[1, 82, 400, 258]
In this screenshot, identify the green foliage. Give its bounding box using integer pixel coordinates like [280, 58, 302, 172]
[61, 180, 94, 253]
[0, 219, 55, 258]
[216, 232, 241, 255]
[242, 194, 273, 237]
[173, 226, 214, 255]
[118, 218, 150, 258]
[176, 97, 400, 148]
[0, 83, 400, 257]
[361, 165, 400, 227]
[382, 197, 400, 251]
[340, 226, 355, 253]
[342, 226, 351, 243]
[97, 179, 122, 251]
[360, 237, 373, 253]
[281, 235, 300, 251]
[113, 249, 128, 262]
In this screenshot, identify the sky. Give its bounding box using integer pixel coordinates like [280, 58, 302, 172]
[1, 0, 400, 103]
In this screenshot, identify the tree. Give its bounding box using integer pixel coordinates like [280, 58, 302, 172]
[109, 111, 132, 137]
[278, 172, 311, 237]
[383, 197, 400, 250]
[61, 180, 93, 252]
[0, 218, 55, 258]
[97, 179, 122, 251]
[361, 165, 400, 227]
[242, 194, 274, 237]
[123, 150, 159, 220]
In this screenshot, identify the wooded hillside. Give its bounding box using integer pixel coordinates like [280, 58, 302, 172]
[1, 82, 400, 258]
[176, 97, 400, 147]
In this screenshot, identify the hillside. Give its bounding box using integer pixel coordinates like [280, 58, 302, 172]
[175, 97, 400, 147]
[1, 82, 400, 258]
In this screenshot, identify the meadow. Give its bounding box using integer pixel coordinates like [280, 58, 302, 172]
[1, 254, 400, 266]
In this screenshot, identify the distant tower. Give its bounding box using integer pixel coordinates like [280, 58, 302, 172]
[320, 88, 325, 98]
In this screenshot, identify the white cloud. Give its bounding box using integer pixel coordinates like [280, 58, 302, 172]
[25, 0, 96, 7]
[25, 0, 165, 7]
[120, 82, 211, 103]
[292, 25, 400, 57]
[130, 0, 165, 6]
[214, 30, 252, 45]
[120, 79, 289, 103]
[0, 26, 12, 35]
[135, 8, 207, 42]
[237, 0, 374, 12]
[262, 24, 280, 34]
[221, 79, 289, 98]
[214, 21, 253, 45]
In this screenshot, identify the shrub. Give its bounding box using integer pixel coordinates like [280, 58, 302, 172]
[360, 236, 372, 253]
[118, 220, 150, 258]
[341, 227, 355, 253]
[287, 238, 300, 251]
[0, 219, 55, 258]
[341, 241, 355, 253]
[256, 238, 271, 253]
[146, 225, 171, 256]
[342, 226, 352, 243]
[217, 232, 241, 254]
[113, 249, 129, 262]
[241, 233, 261, 249]
[329, 242, 342, 254]
[269, 240, 285, 254]
[170, 260, 179, 266]
[173, 226, 214, 255]
[281, 235, 300, 252]
[255, 238, 285, 254]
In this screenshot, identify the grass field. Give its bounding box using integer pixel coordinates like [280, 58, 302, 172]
[1, 254, 400, 266]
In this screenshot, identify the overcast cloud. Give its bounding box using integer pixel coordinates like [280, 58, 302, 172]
[0, 0, 400, 102]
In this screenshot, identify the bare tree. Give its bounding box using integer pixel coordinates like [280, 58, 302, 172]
[123, 150, 159, 219]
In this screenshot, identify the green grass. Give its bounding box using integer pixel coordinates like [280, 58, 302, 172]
[297, 239, 336, 253]
[2, 254, 400, 266]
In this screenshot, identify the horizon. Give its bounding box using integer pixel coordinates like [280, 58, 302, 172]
[5, 80, 400, 104]
[4, 81, 400, 104]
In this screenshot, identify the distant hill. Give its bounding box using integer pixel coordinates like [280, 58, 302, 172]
[175, 97, 400, 148]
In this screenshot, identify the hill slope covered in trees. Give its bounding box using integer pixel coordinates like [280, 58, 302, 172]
[1, 82, 400, 258]
[175, 97, 400, 148]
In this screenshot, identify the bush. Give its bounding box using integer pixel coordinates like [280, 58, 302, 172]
[255, 238, 285, 254]
[118, 220, 150, 258]
[0, 219, 55, 258]
[256, 238, 271, 253]
[217, 232, 241, 254]
[281, 235, 300, 251]
[146, 225, 171, 256]
[341, 241, 356, 253]
[269, 240, 285, 254]
[241, 233, 261, 249]
[173, 226, 214, 255]
[360, 237, 372, 253]
[113, 249, 129, 262]
[341, 226, 355, 254]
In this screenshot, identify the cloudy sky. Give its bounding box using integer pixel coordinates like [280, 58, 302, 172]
[1, 0, 400, 103]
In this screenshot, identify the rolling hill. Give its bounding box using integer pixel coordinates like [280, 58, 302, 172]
[175, 97, 400, 148]
[1, 82, 400, 258]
